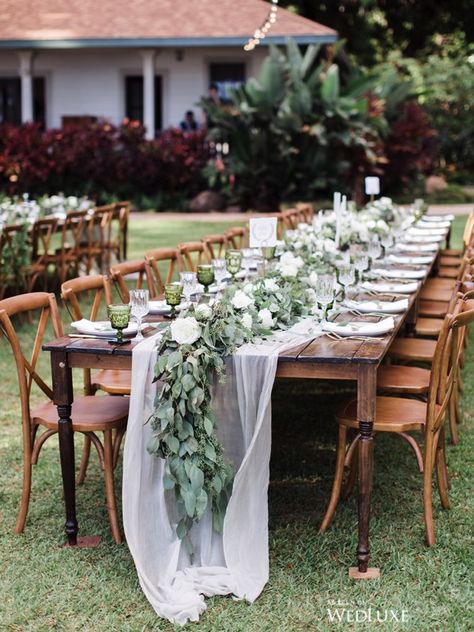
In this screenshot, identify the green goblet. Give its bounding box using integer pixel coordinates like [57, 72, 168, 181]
[164, 283, 183, 318]
[197, 264, 215, 294]
[107, 304, 131, 344]
[225, 249, 242, 281]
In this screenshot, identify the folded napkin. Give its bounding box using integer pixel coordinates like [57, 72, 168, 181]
[361, 280, 418, 294]
[372, 267, 426, 279]
[322, 316, 395, 337]
[422, 214, 455, 222]
[395, 242, 438, 252]
[388, 254, 433, 265]
[71, 318, 137, 336]
[417, 221, 451, 229]
[404, 235, 443, 243]
[408, 228, 446, 236]
[343, 298, 408, 313]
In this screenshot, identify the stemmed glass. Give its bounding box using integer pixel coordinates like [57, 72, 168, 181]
[353, 252, 369, 282]
[381, 233, 394, 254]
[107, 304, 131, 344]
[129, 289, 149, 341]
[180, 271, 197, 303]
[225, 249, 242, 281]
[367, 239, 382, 264]
[241, 248, 254, 281]
[211, 258, 227, 292]
[197, 264, 215, 294]
[316, 275, 335, 323]
[338, 264, 355, 300]
[164, 283, 183, 318]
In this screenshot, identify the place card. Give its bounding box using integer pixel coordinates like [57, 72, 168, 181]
[365, 176, 380, 195]
[249, 217, 278, 247]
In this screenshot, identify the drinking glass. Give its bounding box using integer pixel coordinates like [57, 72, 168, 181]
[262, 246, 276, 260]
[129, 289, 149, 341]
[316, 275, 335, 323]
[254, 255, 266, 277]
[353, 252, 369, 282]
[381, 233, 394, 253]
[164, 283, 183, 318]
[241, 248, 254, 281]
[338, 264, 355, 299]
[197, 264, 215, 294]
[180, 271, 197, 303]
[225, 249, 242, 280]
[107, 304, 131, 344]
[367, 239, 382, 263]
[211, 258, 227, 287]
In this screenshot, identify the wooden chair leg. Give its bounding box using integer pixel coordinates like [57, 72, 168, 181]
[15, 453, 32, 533]
[449, 397, 459, 446]
[77, 435, 92, 485]
[423, 432, 436, 546]
[341, 433, 360, 500]
[103, 429, 122, 544]
[436, 429, 450, 509]
[319, 425, 347, 533]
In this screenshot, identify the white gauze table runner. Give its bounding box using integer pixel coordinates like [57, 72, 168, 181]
[122, 319, 320, 625]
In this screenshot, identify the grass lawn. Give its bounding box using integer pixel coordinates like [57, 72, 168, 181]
[0, 216, 473, 631]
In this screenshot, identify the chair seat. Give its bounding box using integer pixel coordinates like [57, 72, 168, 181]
[92, 369, 131, 395]
[415, 317, 443, 337]
[424, 278, 455, 290]
[441, 248, 462, 257]
[420, 287, 452, 302]
[439, 256, 461, 267]
[337, 396, 430, 432]
[389, 337, 437, 362]
[437, 266, 459, 279]
[377, 365, 430, 394]
[32, 395, 129, 432]
[419, 300, 448, 318]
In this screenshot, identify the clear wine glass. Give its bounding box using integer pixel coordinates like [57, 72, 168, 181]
[180, 271, 197, 303]
[129, 289, 149, 341]
[353, 252, 369, 282]
[338, 264, 355, 300]
[367, 239, 382, 263]
[211, 258, 227, 287]
[316, 274, 335, 323]
[241, 248, 254, 281]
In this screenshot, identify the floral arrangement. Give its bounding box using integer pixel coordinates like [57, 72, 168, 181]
[0, 193, 93, 226]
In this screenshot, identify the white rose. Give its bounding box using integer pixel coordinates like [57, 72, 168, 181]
[232, 289, 254, 310]
[195, 304, 212, 320]
[309, 271, 319, 288]
[269, 302, 279, 313]
[306, 288, 317, 304]
[278, 262, 298, 278]
[323, 238, 337, 253]
[170, 317, 201, 345]
[279, 251, 296, 265]
[258, 308, 274, 329]
[264, 279, 279, 292]
[242, 313, 253, 329]
[243, 283, 255, 296]
[367, 219, 376, 230]
[294, 256, 305, 269]
[377, 219, 389, 231]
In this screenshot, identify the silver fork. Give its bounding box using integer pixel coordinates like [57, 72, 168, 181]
[324, 331, 381, 342]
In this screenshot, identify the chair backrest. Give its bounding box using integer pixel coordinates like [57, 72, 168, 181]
[0, 223, 32, 292]
[426, 297, 464, 433]
[145, 248, 182, 296]
[57, 210, 88, 256]
[31, 217, 58, 265]
[109, 201, 130, 261]
[109, 259, 154, 302]
[296, 203, 314, 224]
[224, 227, 247, 250]
[61, 275, 113, 321]
[202, 234, 226, 259]
[462, 210, 474, 248]
[88, 207, 113, 252]
[0, 292, 62, 440]
[177, 241, 210, 271]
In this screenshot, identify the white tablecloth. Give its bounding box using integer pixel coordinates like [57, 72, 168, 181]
[122, 321, 319, 625]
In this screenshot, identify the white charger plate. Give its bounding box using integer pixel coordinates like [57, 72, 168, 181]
[71, 319, 138, 337]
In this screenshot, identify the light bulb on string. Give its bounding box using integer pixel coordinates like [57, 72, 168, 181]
[243, 0, 279, 51]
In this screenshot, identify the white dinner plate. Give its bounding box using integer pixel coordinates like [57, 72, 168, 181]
[322, 317, 395, 337]
[71, 319, 138, 337]
[148, 300, 189, 315]
[342, 298, 408, 314]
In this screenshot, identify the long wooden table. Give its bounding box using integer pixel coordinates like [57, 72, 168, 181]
[43, 250, 441, 575]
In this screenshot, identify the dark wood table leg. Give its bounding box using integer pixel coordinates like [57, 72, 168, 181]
[51, 350, 77, 545]
[350, 364, 380, 579]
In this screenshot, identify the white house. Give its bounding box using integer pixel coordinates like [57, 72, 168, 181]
[0, 0, 336, 138]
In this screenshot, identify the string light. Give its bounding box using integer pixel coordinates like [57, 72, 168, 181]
[244, 0, 279, 51]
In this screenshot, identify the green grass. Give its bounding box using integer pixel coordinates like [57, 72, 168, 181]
[0, 216, 473, 631]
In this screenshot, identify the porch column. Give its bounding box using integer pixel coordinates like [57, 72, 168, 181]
[17, 51, 34, 123]
[140, 49, 156, 139]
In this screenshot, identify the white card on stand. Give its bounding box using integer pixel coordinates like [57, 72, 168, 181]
[365, 176, 380, 195]
[249, 217, 278, 247]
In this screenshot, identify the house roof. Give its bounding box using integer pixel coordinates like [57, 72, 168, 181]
[0, 0, 337, 49]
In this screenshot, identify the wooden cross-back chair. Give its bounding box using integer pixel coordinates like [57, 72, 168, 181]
[109, 259, 154, 303]
[44, 210, 88, 286]
[320, 298, 467, 546]
[223, 227, 247, 250]
[177, 241, 211, 272]
[30, 217, 59, 290]
[83, 206, 114, 275]
[60, 275, 130, 396]
[202, 234, 226, 259]
[0, 223, 35, 298]
[145, 247, 182, 296]
[440, 210, 474, 262]
[106, 201, 130, 264]
[0, 292, 129, 543]
[296, 203, 315, 224]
